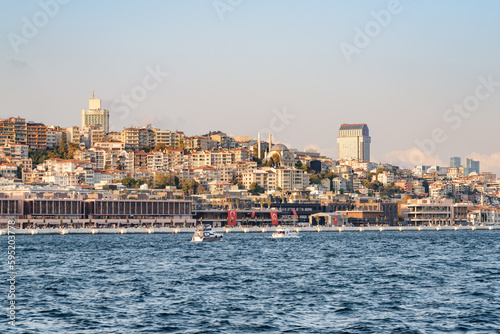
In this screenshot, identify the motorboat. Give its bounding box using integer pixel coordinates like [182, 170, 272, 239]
[191, 225, 223, 242]
[272, 227, 299, 238]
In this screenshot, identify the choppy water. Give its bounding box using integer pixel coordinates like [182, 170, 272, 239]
[2, 231, 500, 333]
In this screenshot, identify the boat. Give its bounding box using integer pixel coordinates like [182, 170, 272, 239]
[272, 227, 299, 238]
[191, 225, 223, 242]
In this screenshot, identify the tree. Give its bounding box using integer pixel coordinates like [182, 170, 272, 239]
[309, 174, 321, 184]
[120, 177, 139, 188]
[173, 176, 180, 188]
[153, 143, 167, 151]
[196, 185, 206, 194]
[16, 164, 23, 180]
[249, 182, 265, 195]
[154, 173, 169, 189]
[423, 180, 430, 194]
[270, 153, 280, 166]
[176, 140, 185, 150]
[28, 142, 80, 166]
[321, 171, 336, 180]
[237, 182, 245, 190]
[362, 180, 383, 191]
[181, 179, 199, 194]
[402, 195, 413, 204]
[376, 168, 393, 175]
[379, 184, 403, 198]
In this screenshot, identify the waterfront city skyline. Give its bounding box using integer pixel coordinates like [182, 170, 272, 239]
[3, 2, 500, 332]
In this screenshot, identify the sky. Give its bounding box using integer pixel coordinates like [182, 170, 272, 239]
[1, 0, 500, 173]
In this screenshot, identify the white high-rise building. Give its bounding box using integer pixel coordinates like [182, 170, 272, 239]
[337, 123, 371, 161]
[81, 92, 109, 133]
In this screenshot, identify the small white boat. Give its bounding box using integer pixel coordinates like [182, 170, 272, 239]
[191, 225, 223, 242]
[272, 227, 299, 238]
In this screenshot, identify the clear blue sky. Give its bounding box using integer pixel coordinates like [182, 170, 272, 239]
[1, 0, 500, 172]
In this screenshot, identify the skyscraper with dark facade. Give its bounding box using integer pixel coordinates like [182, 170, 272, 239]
[450, 157, 461, 168]
[466, 158, 480, 174]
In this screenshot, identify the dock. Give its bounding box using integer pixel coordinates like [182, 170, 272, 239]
[1, 225, 499, 235]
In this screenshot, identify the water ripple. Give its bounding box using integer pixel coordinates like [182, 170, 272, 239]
[1, 231, 500, 333]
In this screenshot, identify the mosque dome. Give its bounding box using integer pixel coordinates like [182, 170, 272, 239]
[270, 143, 288, 151]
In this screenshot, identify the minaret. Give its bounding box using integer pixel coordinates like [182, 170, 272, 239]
[268, 132, 272, 152]
[257, 130, 261, 159]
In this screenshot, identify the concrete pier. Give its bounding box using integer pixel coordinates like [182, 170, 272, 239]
[1, 225, 499, 235]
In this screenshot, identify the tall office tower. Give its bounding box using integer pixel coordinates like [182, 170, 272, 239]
[81, 92, 109, 133]
[337, 123, 371, 161]
[466, 158, 480, 174]
[450, 157, 461, 168]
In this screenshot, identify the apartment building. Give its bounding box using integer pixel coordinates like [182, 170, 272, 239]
[27, 122, 47, 150]
[402, 198, 469, 225]
[185, 136, 218, 151]
[94, 141, 125, 150]
[0, 143, 29, 161]
[164, 148, 185, 169]
[122, 126, 155, 150]
[242, 169, 275, 192]
[147, 151, 165, 172]
[46, 128, 65, 149]
[0, 163, 18, 178]
[377, 172, 395, 186]
[66, 126, 81, 145]
[242, 167, 309, 192]
[0, 117, 27, 145]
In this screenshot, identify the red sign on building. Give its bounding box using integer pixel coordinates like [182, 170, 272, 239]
[227, 210, 237, 226]
[270, 212, 279, 225]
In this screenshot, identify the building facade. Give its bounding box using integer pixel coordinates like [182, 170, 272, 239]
[27, 122, 47, 150]
[466, 158, 480, 175]
[450, 157, 461, 168]
[337, 123, 371, 161]
[81, 95, 109, 133]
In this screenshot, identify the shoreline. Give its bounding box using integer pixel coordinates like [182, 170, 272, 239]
[1, 225, 498, 235]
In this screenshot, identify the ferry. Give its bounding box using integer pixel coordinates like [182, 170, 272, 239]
[191, 225, 223, 242]
[272, 227, 299, 239]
